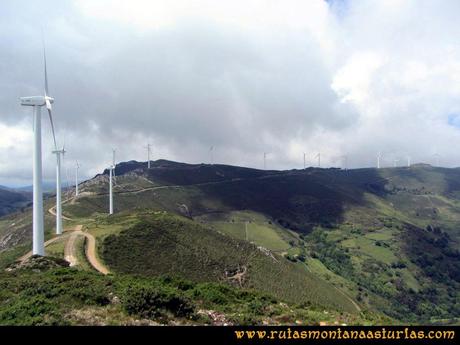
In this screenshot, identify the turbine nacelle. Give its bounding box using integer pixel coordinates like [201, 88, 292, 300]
[20, 95, 54, 107]
[52, 147, 66, 155]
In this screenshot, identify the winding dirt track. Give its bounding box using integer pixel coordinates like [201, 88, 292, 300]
[20, 203, 110, 274]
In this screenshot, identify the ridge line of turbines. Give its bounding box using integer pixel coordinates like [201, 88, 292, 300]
[20, 43, 444, 257]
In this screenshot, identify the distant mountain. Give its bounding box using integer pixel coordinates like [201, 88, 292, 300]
[0, 186, 32, 217]
[14, 181, 56, 193]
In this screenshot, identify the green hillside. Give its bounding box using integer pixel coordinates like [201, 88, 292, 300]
[0, 160, 459, 325]
[0, 256, 386, 325]
[101, 212, 358, 313]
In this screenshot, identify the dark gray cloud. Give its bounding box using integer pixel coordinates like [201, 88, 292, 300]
[0, 0, 459, 185]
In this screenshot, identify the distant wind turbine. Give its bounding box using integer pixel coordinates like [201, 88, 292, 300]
[210, 146, 214, 165]
[315, 152, 321, 167]
[377, 152, 382, 169]
[407, 155, 411, 167]
[75, 161, 80, 196]
[393, 158, 400, 168]
[263, 152, 269, 170]
[342, 155, 348, 171]
[52, 146, 65, 235]
[145, 143, 151, 169]
[19, 39, 57, 255]
[109, 149, 116, 215]
[303, 152, 306, 169]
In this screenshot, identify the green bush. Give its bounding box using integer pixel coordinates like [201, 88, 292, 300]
[122, 283, 194, 318]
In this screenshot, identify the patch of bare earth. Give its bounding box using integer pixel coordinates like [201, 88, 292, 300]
[197, 309, 233, 326]
[65, 306, 160, 326]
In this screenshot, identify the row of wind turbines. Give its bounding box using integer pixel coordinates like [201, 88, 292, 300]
[208, 147, 435, 171]
[20, 43, 126, 256]
[20, 42, 443, 257]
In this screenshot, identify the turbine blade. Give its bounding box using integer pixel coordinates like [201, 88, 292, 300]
[43, 35, 49, 96]
[47, 108, 57, 150]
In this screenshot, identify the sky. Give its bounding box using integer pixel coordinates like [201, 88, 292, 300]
[0, 0, 460, 186]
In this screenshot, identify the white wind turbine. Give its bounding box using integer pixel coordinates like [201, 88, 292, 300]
[108, 149, 116, 215]
[341, 155, 348, 171]
[52, 145, 66, 235]
[210, 146, 214, 165]
[407, 155, 411, 167]
[303, 152, 306, 169]
[145, 143, 151, 169]
[19, 41, 57, 255]
[377, 152, 382, 169]
[393, 158, 400, 168]
[315, 152, 321, 167]
[75, 161, 80, 196]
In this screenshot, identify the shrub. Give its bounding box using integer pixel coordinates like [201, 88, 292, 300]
[121, 284, 194, 318]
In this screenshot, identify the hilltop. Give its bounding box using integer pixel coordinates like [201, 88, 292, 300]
[0, 160, 459, 325]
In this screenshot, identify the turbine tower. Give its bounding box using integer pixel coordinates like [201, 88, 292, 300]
[377, 152, 382, 169]
[75, 161, 80, 196]
[303, 152, 306, 169]
[52, 146, 66, 235]
[342, 155, 348, 171]
[393, 158, 399, 168]
[407, 155, 411, 167]
[108, 149, 116, 215]
[19, 41, 57, 256]
[263, 152, 268, 170]
[146, 143, 151, 169]
[315, 152, 321, 167]
[210, 146, 214, 165]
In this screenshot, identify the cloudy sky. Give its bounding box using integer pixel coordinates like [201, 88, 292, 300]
[1, 0, 459, 186]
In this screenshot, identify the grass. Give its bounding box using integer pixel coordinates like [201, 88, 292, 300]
[2, 163, 460, 324]
[101, 212, 359, 314]
[198, 210, 297, 252]
[0, 259, 384, 325]
[341, 237, 399, 265]
[45, 237, 67, 259]
[75, 236, 92, 272]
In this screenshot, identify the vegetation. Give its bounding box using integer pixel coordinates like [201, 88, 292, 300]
[0, 257, 382, 325]
[101, 213, 358, 313]
[1, 161, 460, 324]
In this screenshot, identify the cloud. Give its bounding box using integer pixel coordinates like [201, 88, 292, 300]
[0, 0, 459, 185]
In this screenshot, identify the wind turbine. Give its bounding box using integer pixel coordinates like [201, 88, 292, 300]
[407, 155, 411, 167]
[342, 155, 348, 171]
[393, 158, 400, 168]
[377, 152, 382, 169]
[263, 152, 269, 170]
[210, 146, 214, 165]
[315, 152, 321, 167]
[108, 149, 116, 215]
[19, 40, 57, 256]
[145, 143, 151, 169]
[303, 152, 306, 169]
[52, 146, 65, 235]
[75, 161, 80, 196]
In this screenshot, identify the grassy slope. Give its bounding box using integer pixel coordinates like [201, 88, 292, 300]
[1, 162, 459, 323]
[101, 212, 358, 314]
[0, 258, 386, 326]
